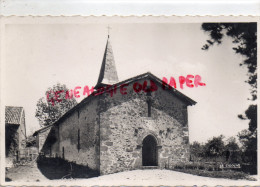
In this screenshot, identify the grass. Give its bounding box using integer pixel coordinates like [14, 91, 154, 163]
[172, 162, 255, 181]
[174, 168, 255, 180]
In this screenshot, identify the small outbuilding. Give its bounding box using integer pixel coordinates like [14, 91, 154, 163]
[5, 106, 27, 166]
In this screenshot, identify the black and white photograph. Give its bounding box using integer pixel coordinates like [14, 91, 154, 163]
[0, 16, 258, 186]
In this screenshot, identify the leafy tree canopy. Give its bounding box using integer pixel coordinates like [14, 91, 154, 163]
[204, 135, 225, 157]
[35, 83, 77, 127]
[190, 141, 204, 157]
[238, 104, 257, 133]
[202, 23, 257, 169]
[225, 137, 240, 151]
[202, 23, 257, 100]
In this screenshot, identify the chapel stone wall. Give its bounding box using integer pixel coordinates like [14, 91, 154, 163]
[99, 78, 190, 175]
[58, 99, 100, 171]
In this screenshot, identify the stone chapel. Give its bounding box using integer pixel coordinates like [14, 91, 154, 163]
[34, 35, 196, 175]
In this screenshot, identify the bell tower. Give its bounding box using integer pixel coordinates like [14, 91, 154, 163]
[95, 34, 119, 89]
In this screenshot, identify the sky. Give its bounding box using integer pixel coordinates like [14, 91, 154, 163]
[3, 23, 253, 143]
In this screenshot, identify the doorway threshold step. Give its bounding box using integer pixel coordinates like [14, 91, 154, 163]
[141, 166, 159, 169]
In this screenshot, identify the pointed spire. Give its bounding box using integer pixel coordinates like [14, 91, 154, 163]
[95, 36, 119, 89]
[107, 25, 111, 38]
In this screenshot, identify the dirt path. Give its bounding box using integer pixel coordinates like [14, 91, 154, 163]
[5, 164, 258, 186]
[5, 162, 48, 182]
[62, 169, 258, 186]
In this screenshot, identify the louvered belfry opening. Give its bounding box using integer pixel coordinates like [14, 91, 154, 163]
[142, 135, 158, 166]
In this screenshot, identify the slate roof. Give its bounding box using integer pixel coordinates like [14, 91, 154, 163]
[33, 37, 197, 135]
[5, 106, 24, 125]
[33, 124, 53, 136]
[95, 36, 119, 89]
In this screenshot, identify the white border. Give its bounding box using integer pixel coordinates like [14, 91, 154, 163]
[0, 0, 260, 16]
[0, 16, 259, 186]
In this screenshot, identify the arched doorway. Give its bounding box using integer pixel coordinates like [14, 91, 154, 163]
[142, 135, 157, 166]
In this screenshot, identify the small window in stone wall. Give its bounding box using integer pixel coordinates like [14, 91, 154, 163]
[147, 100, 152, 117]
[77, 129, 80, 151]
[49, 144, 52, 156]
[134, 129, 138, 136]
[146, 90, 152, 117]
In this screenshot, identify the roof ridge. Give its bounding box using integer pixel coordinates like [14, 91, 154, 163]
[35, 72, 196, 134]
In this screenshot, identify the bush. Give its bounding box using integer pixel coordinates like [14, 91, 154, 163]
[172, 162, 253, 180]
[242, 163, 257, 175]
[175, 168, 252, 180]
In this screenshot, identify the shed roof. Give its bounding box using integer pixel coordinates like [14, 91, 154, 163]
[33, 124, 53, 136]
[5, 106, 24, 125]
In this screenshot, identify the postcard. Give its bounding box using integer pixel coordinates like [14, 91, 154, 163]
[0, 16, 259, 186]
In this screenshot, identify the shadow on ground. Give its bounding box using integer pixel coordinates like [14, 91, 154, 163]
[37, 156, 99, 179]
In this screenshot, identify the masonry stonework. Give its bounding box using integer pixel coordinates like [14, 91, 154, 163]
[35, 37, 195, 176]
[99, 78, 190, 175]
[57, 99, 100, 171]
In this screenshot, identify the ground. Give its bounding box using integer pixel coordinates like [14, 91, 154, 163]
[5, 163, 258, 186]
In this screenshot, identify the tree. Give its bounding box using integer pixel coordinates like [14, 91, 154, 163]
[202, 23, 257, 100]
[225, 137, 240, 151]
[204, 135, 225, 158]
[238, 104, 257, 133]
[190, 141, 204, 161]
[237, 105, 257, 164]
[224, 137, 242, 163]
[202, 23, 257, 172]
[35, 83, 77, 127]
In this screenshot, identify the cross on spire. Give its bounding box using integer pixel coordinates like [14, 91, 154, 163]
[107, 25, 111, 38]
